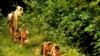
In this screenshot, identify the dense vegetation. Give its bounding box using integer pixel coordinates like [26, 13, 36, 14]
[0, 0, 100, 56]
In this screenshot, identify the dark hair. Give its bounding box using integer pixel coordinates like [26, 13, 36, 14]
[55, 46, 59, 50]
[47, 42, 52, 46]
[15, 29, 19, 32]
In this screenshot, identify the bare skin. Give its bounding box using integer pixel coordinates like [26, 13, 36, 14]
[51, 45, 60, 56]
[42, 42, 53, 56]
[8, 6, 23, 40]
[20, 27, 28, 46]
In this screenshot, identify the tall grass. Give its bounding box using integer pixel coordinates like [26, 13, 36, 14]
[0, 28, 84, 56]
[0, 17, 84, 56]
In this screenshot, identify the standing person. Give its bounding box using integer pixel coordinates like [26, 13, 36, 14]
[8, 6, 23, 40]
[20, 27, 29, 46]
[8, 11, 14, 38]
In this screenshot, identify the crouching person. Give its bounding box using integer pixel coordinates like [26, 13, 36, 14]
[42, 42, 53, 56]
[20, 27, 29, 46]
[13, 29, 21, 43]
[51, 44, 60, 56]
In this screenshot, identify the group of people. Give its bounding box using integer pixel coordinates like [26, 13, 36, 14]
[8, 6, 28, 46]
[7, 5, 60, 56]
[41, 42, 60, 56]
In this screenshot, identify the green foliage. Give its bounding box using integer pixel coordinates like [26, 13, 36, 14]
[0, 0, 100, 56]
[60, 46, 83, 56]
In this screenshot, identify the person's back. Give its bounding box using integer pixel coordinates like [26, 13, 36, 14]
[51, 45, 60, 56]
[54, 46, 60, 56]
[43, 42, 53, 56]
[21, 28, 28, 39]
